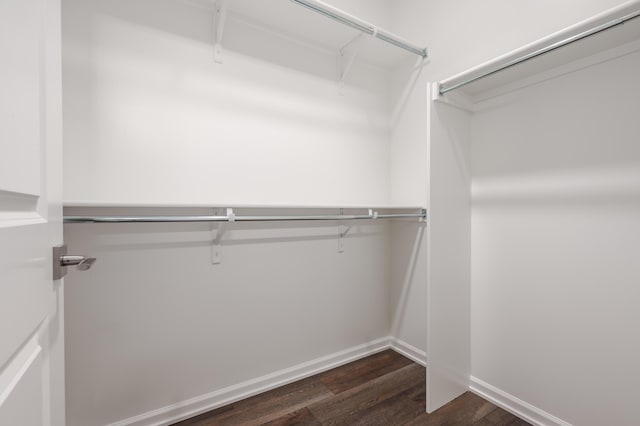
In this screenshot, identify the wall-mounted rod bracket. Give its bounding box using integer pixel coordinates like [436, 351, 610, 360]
[211, 208, 226, 264]
[213, 0, 228, 64]
[339, 225, 352, 238]
[338, 33, 365, 93]
[337, 208, 380, 252]
[338, 208, 349, 253]
[226, 207, 235, 222]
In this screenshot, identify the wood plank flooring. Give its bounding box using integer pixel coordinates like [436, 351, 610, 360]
[172, 350, 530, 426]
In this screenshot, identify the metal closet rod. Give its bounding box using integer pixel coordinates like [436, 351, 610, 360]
[439, 8, 640, 94]
[64, 209, 427, 224]
[290, 0, 428, 58]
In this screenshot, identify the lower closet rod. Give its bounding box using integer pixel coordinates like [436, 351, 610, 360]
[64, 210, 427, 224]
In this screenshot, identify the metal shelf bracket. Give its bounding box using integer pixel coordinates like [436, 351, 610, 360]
[338, 33, 366, 94]
[211, 208, 227, 264]
[213, 0, 228, 64]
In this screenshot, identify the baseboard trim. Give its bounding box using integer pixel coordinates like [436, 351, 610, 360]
[389, 338, 427, 367]
[107, 337, 393, 426]
[469, 376, 572, 426]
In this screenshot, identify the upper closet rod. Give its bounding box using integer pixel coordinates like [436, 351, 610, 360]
[64, 209, 427, 224]
[439, 7, 640, 94]
[290, 0, 428, 58]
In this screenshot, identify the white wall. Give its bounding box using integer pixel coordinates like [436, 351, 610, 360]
[390, 0, 627, 83]
[373, 0, 629, 390]
[64, 207, 391, 426]
[63, 0, 639, 423]
[390, 0, 638, 423]
[62, 0, 392, 206]
[62, 0, 425, 425]
[388, 0, 629, 203]
[471, 48, 640, 426]
[389, 221, 427, 351]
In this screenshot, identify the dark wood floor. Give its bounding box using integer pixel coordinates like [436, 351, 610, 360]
[173, 350, 530, 426]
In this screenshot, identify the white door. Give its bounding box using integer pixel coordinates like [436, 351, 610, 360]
[0, 0, 65, 425]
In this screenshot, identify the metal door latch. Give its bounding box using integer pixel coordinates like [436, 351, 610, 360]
[53, 245, 97, 280]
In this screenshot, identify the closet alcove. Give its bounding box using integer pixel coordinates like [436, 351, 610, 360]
[62, 0, 640, 424]
[429, 2, 640, 425]
[62, 1, 435, 425]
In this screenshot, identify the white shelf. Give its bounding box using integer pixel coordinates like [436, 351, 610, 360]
[63, 201, 425, 211]
[63, 203, 427, 224]
[216, 0, 427, 68]
[437, 0, 640, 103]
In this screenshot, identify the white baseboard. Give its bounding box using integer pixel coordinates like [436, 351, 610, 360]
[107, 337, 393, 426]
[469, 376, 572, 426]
[389, 338, 427, 367]
[103, 341, 574, 426]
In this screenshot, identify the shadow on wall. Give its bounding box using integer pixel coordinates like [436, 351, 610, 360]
[473, 165, 640, 207]
[389, 221, 426, 341]
[63, 206, 394, 425]
[469, 49, 640, 426]
[390, 55, 428, 129]
[433, 101, 471, 186]
[63, 0, 397, 206]
[81, 0, 392, 87]
[62, 207, 396, 250]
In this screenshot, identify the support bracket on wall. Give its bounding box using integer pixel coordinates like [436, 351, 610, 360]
[213, 0, 228, 64]
[419, 208, 427, 223]
[211, 208, 233, 264]
[337, 209, 377, 252]
[337, 208, 350, 253]
[338, 224, 350, 253]
[338, 33, 366, 94]
[431, 82, 474, 113]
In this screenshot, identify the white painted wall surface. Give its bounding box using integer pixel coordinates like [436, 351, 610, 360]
[389, 0, 630, 207]
[64, 208, 392, 425]
[387, 60, 430, 357]
[61, 0, 421, 425]
[389, 221, 427, 351]
[390, 0, 627, 85]
[471, 48, 640, 426]
[62, 0, 392, 207]
[371, 0, 629, 384]
[389, 0, 638, 423]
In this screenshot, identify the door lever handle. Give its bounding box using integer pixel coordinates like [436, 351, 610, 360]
[60, 255, 97, 270]
[53, 245, 97, 280]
